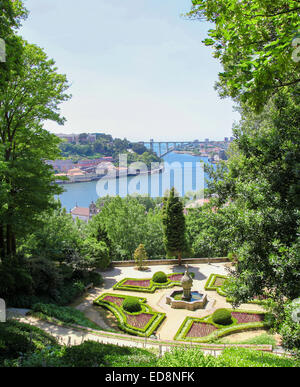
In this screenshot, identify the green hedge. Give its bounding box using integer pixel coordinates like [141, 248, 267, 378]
[113, 272, 195, 293]
[174, 309, 269, 343]
[93, 293, 165, 337]
[122, 297, 142, 313]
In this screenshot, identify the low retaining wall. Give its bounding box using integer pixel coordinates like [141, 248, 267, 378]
[111, 257, 229, 267]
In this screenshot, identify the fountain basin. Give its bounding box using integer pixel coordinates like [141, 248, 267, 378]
[166, 290, 207, 311]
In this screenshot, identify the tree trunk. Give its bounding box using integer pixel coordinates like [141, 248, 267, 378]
[0, 225, 4, 259]
[178, 252, 182, 266]
[6, 224, 12, 256]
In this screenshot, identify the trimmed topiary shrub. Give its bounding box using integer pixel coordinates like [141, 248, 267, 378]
[212, 308, 233, 326]
[152, 271, 168, 284]
[122, 297, 142, 313]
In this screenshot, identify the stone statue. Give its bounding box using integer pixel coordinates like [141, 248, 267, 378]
[181, 265, 193, 300]
[0, 298, 6, 323]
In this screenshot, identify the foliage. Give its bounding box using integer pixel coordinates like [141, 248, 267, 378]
[185, 205, 232, 257]
[30, 303, 102, 331]
[212, 309, 233, 326]
[21, 207, 84, 265]
[0, 39, 70, 257]
[157, 346, 299, 367]
[220, 332, 277, 347]
[279, 301, 300, 357]
[187, 0, 300, 111]
[94, 293, 165, 337]
[80, 238, 110, 270]
[122, 297, 142, 313]
[59, 133, 161, 168]
[157, 346, 218, 367]
[0, 255, 33, 299]
[0, 320, 58, 363]
[133, 244, 148, 269]
[152, 271, 168, 284]
[92, 196, 164, 260]
[26, 257, 63, 299]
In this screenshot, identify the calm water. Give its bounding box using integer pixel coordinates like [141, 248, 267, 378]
[58, 151, 214, 210]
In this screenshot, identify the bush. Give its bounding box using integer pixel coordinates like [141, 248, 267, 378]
[157, 346, 299, 367]
[0, 321, 58, 363]
[122, 297, 142, 313]
[212, 308, 233, 326]
[62, 340, 156, 367]
[152, 271, 168, 284]
[27, 257, 63, 299]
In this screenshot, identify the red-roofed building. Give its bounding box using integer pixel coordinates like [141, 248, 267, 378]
[70, 202, 100, 222]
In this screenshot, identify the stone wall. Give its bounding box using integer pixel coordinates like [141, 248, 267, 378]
[111, 257, 229, 267]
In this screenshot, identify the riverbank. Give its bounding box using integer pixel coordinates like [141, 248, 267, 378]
[56, 166, 164, 184]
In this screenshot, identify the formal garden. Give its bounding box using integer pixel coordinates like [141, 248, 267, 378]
[1, 0, 300, 369]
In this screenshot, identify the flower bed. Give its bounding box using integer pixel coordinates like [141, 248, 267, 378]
[123, 279, 151, 287]
[231, 311, 265, 324]
[174, 309, 269, 343]
[113, 272, 195, 293]
[94, 293, 165, 337]
[186, 322, 217, 338]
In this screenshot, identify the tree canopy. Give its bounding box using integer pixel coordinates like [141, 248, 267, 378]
[187, 0, 300, 110]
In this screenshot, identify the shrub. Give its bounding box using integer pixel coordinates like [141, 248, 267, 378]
[27, 257, 63, 299]
[122, 297, 142, 313]
[134, 244, 148, 269]
[212, 309, 233, 326]
[62, 340, 156, 367]
[0, 321, 58, 363]
[152, 271, 168, 284]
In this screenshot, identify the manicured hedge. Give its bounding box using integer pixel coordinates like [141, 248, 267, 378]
[152, 271, 168, 284]
[113, 272, 195, 293]
[212, 309, 233, 326]
[122, 297, 142, 313]
[93, 293, 165, 337]
[174, 309, 270, 343]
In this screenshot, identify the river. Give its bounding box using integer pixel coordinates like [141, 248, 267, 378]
[58, 151, 214, 210]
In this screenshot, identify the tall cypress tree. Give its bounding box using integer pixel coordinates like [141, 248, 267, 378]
[162, 187, 187, 265]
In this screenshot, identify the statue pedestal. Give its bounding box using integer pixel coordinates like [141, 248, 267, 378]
[0, 298, 6, 322]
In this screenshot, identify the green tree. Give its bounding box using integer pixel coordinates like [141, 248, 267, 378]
[133, 244, 148, 269]
[162, 187, 188, 265]
[81, 238, 110, 270]
[0, 40, 70, 257]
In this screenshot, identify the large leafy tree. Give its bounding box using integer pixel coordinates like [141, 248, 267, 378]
[205, 86, 300, 306]
[187, 0, 300, 110]
[0, 40, 71, 257]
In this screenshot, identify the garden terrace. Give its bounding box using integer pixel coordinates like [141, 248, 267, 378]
[113, 272, 194, 293]
[174, 309, 269, 343]
[93, 293, 165, 337]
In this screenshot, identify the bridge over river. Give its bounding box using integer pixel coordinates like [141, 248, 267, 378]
[139, 140, 200, 157]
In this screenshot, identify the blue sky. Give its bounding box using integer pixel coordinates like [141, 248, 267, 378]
[20, 0, 240, 142]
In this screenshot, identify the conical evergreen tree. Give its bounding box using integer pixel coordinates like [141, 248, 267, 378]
[162, 187, 187, 265]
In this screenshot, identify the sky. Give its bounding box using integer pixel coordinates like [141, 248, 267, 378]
[19, 0, 240, 142]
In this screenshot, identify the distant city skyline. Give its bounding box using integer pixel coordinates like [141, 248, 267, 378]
[20, 0, 240, 142]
